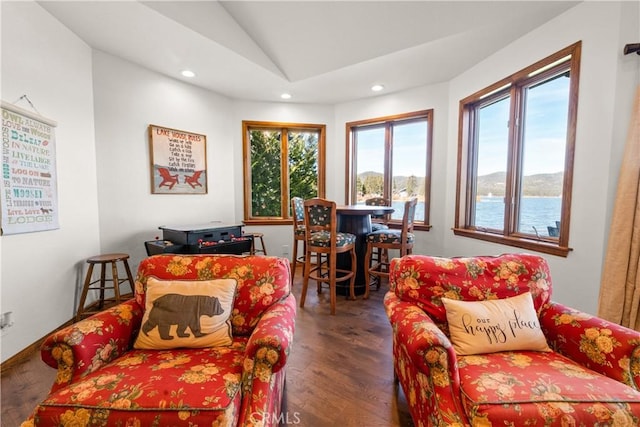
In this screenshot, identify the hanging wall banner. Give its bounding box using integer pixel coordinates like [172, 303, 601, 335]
[149, 124, 207, 194]
[1, 101, 59, 235]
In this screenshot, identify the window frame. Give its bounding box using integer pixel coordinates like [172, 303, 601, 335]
[345, 109, 433, 231]
[242, 120, 326, 225]
[454, 41, 581, 257]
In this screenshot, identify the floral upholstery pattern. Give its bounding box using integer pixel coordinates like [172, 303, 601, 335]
[365, 197, 390, 231]
[365, 229, 415, 244]
[308, 230, 356, 247]
[23, 255, 296, 427]
[292, 197, 304, 223]
[365, 196, 389, 207]
[305, 202, 356, 247]
[385, 254, 640, 427]
[306, 204, 331, 227]
[371, 222, 389, 232]
[291, 197, 306, 236]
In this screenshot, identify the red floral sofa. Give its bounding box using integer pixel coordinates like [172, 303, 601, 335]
[22, 255, 296, 427]
[385, 253, 640, 426]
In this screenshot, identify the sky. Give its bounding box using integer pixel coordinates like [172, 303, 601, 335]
[477, 75, 569, 176]
[356, 74, 569, 178]
[356, 120, 427, 177]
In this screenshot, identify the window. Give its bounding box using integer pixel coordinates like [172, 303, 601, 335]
[454, 42, 581, 257]
[242, 121, 325, 224]
[346, 110, 433, 230]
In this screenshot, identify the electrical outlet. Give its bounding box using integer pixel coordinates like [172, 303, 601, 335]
[0, 311, 14, 331]
[282, 245, 289, 256]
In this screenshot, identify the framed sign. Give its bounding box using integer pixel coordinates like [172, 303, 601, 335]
[149, 124, 207, 194]
[1, 101, 59, 235]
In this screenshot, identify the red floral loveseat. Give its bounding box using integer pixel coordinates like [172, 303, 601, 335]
[23, 255, 296, 427]
[385, 253, 640, 426]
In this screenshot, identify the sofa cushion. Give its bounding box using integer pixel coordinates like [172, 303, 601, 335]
[458, 350, 640, 426]
[391, 253, 552, 328]
[134, 277, 237, 350]
[442, 292, 551, 355]
[31, 340, 247, 426]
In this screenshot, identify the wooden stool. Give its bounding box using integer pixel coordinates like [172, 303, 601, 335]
[76, 253, 135, 321]
[249, 232, 268, 255]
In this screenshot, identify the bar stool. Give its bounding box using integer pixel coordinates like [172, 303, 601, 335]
[76, 253, 135, 321]
[300, 198, 357, 315]
[364, 198, 417, 299]
[248, 232, 268, 255]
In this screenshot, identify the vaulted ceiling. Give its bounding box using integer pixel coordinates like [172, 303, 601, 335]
[38, 1, 579, 104]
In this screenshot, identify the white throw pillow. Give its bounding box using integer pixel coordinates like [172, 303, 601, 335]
[442, 292, 551, 355]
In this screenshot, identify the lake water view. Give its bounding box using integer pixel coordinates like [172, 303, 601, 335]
[385, 197, 561, 238]
[475, 196, 561, 237]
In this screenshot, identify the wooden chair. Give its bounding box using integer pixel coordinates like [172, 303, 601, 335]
[299, 198, 357, 315]
[157, 167, 179, 190]
[184, 170, 203, 189]
[365, 196, 391, 231]
[363, 197, 417, 299]
[290, 197, 307, 281]
[365, 196, 391, 266]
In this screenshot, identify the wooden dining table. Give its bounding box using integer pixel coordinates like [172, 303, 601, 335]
[335, 204, 395, 295]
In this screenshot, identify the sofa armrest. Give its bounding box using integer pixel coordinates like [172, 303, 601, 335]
[540, 301, 640, 389]
[243, 294, 296, 375]
[384, 291, 467, 424]
[41, 299, 143, 392]
[239, 294, 296, 426]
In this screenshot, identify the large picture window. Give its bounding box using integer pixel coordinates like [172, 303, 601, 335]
[346, 110, 433, 230]
[454, 42, 581, 256]
[242, 121, 325, 224]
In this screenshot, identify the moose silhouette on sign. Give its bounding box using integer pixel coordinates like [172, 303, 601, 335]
[142, 294, 224, 340]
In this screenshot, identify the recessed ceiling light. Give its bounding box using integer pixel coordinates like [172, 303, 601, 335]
[280, 93, 292, 99]
[371, 84, 385, 92]
[181, 70, 196, 78]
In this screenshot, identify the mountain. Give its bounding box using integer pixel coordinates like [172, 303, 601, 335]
[357, 170, 563, 197]
[477, 171, 563, 197]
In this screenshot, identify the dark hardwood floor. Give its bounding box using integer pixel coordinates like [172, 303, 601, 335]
[1, 266, 413, 426]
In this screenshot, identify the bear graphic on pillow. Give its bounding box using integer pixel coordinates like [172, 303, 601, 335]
[142, 294, 224, 340]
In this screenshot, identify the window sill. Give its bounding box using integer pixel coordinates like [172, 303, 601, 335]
[452, 228, 572, 257]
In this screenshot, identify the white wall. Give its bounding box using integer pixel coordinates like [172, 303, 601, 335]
[92, 51, 237, 270]
[1, 2, 101, 361]
[444, 2, 636, 314]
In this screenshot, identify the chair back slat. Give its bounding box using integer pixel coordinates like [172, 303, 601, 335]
[366, 197, 391, 223]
